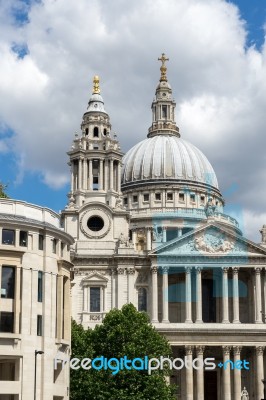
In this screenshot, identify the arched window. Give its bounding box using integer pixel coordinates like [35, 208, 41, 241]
[138, 287, 147, 312]
[103, 128, 107, 136]
[93, 127, 99, 137]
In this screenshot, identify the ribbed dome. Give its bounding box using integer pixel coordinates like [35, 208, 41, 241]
[121, 135, 218, 189]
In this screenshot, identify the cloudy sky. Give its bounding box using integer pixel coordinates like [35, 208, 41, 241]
[0, 0, 266, 241]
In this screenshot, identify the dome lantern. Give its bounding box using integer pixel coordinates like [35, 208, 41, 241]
[148, 53, 180, 138]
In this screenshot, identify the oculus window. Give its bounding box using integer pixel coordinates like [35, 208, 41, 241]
[87, 216, 104, 232]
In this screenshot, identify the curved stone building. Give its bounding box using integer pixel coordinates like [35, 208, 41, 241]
[63, 56, 266, 400]
[0, 199, 73, 400]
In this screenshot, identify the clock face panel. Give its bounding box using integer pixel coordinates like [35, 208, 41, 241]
[80, 208, 111, 239]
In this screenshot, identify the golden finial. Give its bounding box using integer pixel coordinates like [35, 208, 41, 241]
[158, 53, 169, 82]
[93, 75, 100, 94]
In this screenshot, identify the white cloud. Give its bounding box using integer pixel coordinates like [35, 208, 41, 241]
[0, 0, 266, 240]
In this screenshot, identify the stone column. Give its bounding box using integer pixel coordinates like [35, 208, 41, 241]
[88, 160, 93, 190]
[70, 161, 74, 192]
[78, 158, 82, 190]
[233, 346, 242, 400]
[196, 346, 205, 400]
[223, 346, 231, 400]
[117, 267, 125, 309]
[99, 159, 103, 190]
[110, 159, 114, 190]
[104, 160, 108, 191]
[83, 286, 88, 311]
[195, 267, 203, 323]
[161, 267, 169, 323]
[14, 267, 21, 334]
[162, 227, 167, 243]
[117, 162, 121, 194]
[222, 267, 230, 323]
[127, 267, 135, 304]
[111, 269, 116, 309]
[185, 346, 193, 400]
[178, 228, 182, 237]
[132, 229, 137, 250]
[83, 159, 88, 190]
[185, 267, 192, 323]
[146, 228, 152, 251]
[255, 268, 263, 323]
[232, 267, 240, 323]
[256, 346, 264, 399]
[151, 266, 158, 323]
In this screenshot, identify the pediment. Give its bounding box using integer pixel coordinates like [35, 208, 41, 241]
[81, 271, 108, 285]
[150, 223, 266, 258]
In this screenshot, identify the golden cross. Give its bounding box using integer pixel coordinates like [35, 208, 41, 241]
[158, 53, 169, 67]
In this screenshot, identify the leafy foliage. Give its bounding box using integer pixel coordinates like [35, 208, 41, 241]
[0, 182, 8, 198]
[70, 304, 176, 400]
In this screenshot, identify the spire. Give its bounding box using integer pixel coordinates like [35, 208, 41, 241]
[158, 53, 169, 82]
[93, 75, 100, 94]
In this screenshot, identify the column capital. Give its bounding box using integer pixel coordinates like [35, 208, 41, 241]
[185, 266, 192, 274]
[233, 346, 242, 356]
[222, 267, 229, 273]
[232, 267, 240, 274]
[256, 346, 265, 356]
[110, 268, 117, 276]
[127, 267, 135, 275]
[151, 266, 158, 274]
[222, 346, 231, 355]
[161, 266, 169, 274]
[195, 345, 205, 355]
[117, 267, 125, 275]
[185, 345, 193, 355]
[255, 267, 262, 275]
[195, 266, 202, 273]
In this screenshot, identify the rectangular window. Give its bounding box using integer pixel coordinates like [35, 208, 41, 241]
[93, 176, 99, 191]
[143, 194, 149, 202]
[38, 234, 44, 250]
[133, 195, 138, 203]
[200, 195, 205, 204]
[0, 312, 14, 333]
[190, 194, 196, 203]
[167, 192, 173, 201]
[179, 193, 185, 202]
[162, 105, 167, 118]
[155, 193, 161, 201]
[2, 229, 15, 245]
[37, 315, 43, 336]
[90, 287, 100, 312]
[19, 231, 28, 247]
[1, 266, 15, 299]
[123, 197, 128, 206]
[61, 242, 65, 257]
[38, 271, 43, 302]
[52, 239, 57, 254]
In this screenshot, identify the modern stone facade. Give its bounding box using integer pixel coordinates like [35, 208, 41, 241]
[63, 56, 266, 400]
[0, 199, 73, 400]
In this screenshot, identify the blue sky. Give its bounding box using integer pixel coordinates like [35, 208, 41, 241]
[0, 0, 266, 239]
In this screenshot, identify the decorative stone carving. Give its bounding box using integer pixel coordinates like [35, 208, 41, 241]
[152, 223, 163, 242]
[241, 387, 249, 400]
[222, 346, 231, 355]
[127, 267, 135, 275]
[117, 267, 125, 275]
[151, 266, 158, 274]
[137, 272, 149, 284]
[118, 232, 133, 248]
[114, 197, 124, 209]
[161, 266, 169, 274]
[195, 346, 205, 355]
[90, 314, 102, 321]
[204, 198, 217, 217]
[185, 346, 193, 355]
[233, 346, 242, 355]
[194, 234, 234, 253]
[255, 346, 265, 355]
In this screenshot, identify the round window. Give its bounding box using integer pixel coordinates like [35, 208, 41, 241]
[87, 216, 104, 231]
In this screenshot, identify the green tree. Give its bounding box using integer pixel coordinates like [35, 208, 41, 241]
[0, 182, 8, 198]
[70, 304, 176, 400]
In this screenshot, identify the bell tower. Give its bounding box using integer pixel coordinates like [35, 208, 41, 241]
[67, 76, 123, 209]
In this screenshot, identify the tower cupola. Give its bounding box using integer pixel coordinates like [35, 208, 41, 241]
[148, 53, 180, 138]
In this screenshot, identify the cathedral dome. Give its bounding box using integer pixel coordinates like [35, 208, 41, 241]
[121, 135, 219, 190]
